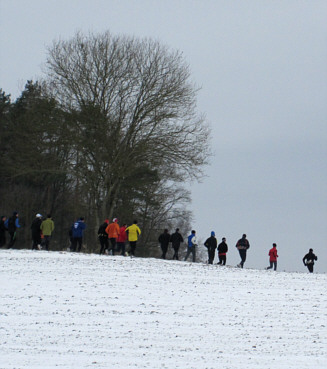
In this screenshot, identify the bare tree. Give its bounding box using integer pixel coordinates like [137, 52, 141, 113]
[45, 31, 211, 226]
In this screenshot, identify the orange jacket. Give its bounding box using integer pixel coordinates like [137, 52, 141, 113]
[105, 222, 120, 238]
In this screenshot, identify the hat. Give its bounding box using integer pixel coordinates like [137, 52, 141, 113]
[104, 219, 109, 224]
[211, 231, 215, 236]
[36, 213, 42, 218]
[222, 237, 226, 241]
[113, 218, 118, 223]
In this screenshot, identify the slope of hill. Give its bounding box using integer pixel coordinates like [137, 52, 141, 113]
[1, 250, 326, 369]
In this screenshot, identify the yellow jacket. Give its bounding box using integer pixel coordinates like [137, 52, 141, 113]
[126, 224, 141, 242]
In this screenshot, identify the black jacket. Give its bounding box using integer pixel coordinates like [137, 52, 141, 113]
[236, 237, 250, 250]
[159, 232, 171, 246]
[0, 219, 7, 234]
[7, 215, 17, 233]
[31, 218, 42, 238]
[204, 236, 217, 251]
[98, 223, 108, 238]
[170, 232, 184, 248]
[303, 252, 317, 265]
[218, 241, 228, 254]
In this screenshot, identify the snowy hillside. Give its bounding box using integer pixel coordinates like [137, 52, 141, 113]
[1, 250, 326, 369]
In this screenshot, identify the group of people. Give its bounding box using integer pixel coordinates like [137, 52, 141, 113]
[158, 230, 248, 267]
[159, 229, 319, 273]
[0, 212, 55, 251]
[68, 217, 142, 257]
[30, 214, 55, 250]
[0, 212, 319, 273]
[96, 218, 141, 256]
[0, 212, 21, 249]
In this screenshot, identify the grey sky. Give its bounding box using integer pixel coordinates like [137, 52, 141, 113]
[1, 0, 326, 272]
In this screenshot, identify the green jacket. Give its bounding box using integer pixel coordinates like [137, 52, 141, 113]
[40, 218, 54, 236]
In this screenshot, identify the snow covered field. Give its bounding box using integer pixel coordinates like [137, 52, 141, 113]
[1, 250, 326, 369]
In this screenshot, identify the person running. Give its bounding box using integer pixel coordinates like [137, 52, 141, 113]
[236, 234, 250, 268]
[303, 249, 318, 273]
[117, 223, 127, 256]
[125, 220, 141, 256]
[158, 229, 171, 259]
[184, 230, 197, 262]
[170, 228, 184, 260]
[217, 237, 228, 265]
[266, 243, 278, 271]
[98, 219, 109, 255]
[105, 218, 120, 255]
[71, 217, 86, 252]
[40, 214, 55, 251]
[0, 215, 7, 248]
[31, 214, 43, 250]
[6, 211, 20, 248]
[204, 231, 217, 264]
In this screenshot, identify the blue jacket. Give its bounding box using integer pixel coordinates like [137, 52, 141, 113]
[71, 220, 86, 238]
[187, 233, 196, 248]
[4, 216, 20, 232]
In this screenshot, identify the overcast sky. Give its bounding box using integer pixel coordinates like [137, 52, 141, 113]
[1, 0, 326, 272]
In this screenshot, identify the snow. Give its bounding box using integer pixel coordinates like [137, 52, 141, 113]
[1, 249, 326, 369]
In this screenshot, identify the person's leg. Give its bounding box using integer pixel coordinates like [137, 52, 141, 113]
[36, 235, 42, 250]
[109, 238, 116, 255]
[209, 249, 215, 264]
[273, 261, 277, 271]
[77, 238, 83, 252]
[221, 255, 226, 265]
[161, 245, 165, 258]
[237, 250, 242, 266]
[307, 264, 313, 273]
[104, 238, 109, 253]
[71, 238, 76, 252]
[32, 238, 37, 250]
[8, 232, 15, 248]
[239, 250, 246, 268]
[121, 242, 125, 256]
[44, 236, 51, 251]
[266, 261, 273, 270]
[36, 236, 41, 250]
[130, 241, 136, 256]
[163, 245, 168, 259]
[99, 237, 105, 254]
[192, 246, 196, 262]
[184, 248, 191, 261]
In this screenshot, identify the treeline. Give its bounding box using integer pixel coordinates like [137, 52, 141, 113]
[0, 31, 210, 256]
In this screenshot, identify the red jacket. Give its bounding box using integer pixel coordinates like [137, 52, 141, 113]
[269, 247, 278, 262]
[117, 226, 127, 243]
